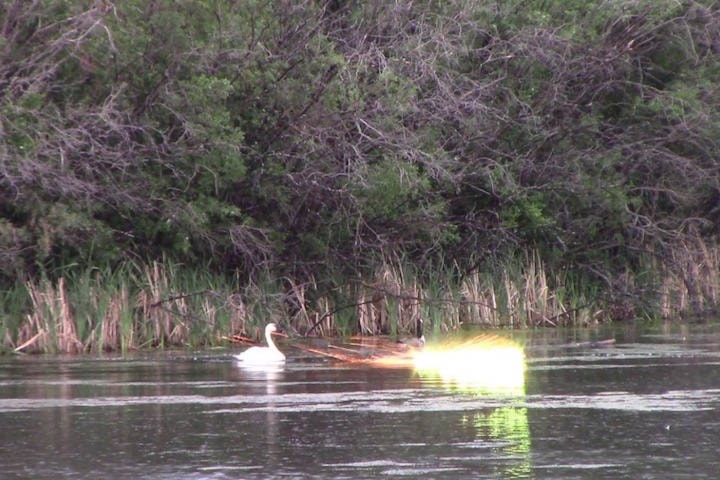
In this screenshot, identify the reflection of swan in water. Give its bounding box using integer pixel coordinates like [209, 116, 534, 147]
[234, 323, 285, 364]
[237, 363, 284, 391]
[233, 359, 283, 452]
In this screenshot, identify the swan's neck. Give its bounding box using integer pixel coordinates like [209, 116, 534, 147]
[265, 329, 281, 353]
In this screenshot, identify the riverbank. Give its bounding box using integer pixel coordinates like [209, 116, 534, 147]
[3, 2, 720, 354]
[2, 248, 718, 354]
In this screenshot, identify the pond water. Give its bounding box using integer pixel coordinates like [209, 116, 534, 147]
[1, 323, 719, 479]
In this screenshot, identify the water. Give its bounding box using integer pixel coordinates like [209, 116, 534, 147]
[1, 323, 719, 479]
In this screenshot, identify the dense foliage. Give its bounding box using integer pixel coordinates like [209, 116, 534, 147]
[2, 0, 719, 315]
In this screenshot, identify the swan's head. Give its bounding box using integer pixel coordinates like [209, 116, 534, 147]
[265, 323, 286, 336]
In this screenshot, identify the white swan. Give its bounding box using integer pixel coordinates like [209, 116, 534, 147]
[234, 323, 286, 364]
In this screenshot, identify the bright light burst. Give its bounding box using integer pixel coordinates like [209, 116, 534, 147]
[292, 333, 526, 395]
[413, 341, 526, 394]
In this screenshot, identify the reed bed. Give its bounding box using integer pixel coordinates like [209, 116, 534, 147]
[2, 242, 720, 354]
[292, 254, 605, 339]
[656, 238, 720, 319]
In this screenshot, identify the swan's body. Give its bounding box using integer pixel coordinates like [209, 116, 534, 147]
[235, 323, 285, 364]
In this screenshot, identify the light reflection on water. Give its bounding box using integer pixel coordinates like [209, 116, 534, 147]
[0, 324, 719, 479]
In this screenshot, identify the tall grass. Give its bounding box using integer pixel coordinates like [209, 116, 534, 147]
[655, 238, 720, 319]
[4, 261, 251, 354]
[298, 253, 606, 339]
[3, 242, 720, 354]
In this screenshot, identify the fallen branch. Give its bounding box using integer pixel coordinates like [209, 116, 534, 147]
[14, 330, 46, 353]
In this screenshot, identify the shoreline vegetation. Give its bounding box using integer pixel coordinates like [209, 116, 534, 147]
[2, 2, 720, 353]
[3, 244, 719, 354]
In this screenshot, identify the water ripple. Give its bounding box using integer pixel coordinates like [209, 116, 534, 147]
[1, 387, 718, 413]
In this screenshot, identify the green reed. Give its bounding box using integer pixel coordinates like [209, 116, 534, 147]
[4, 242, 720, 354]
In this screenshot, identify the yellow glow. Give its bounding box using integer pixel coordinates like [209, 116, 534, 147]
[413, 341, 526, 394]
[465, 406, 531, 476]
